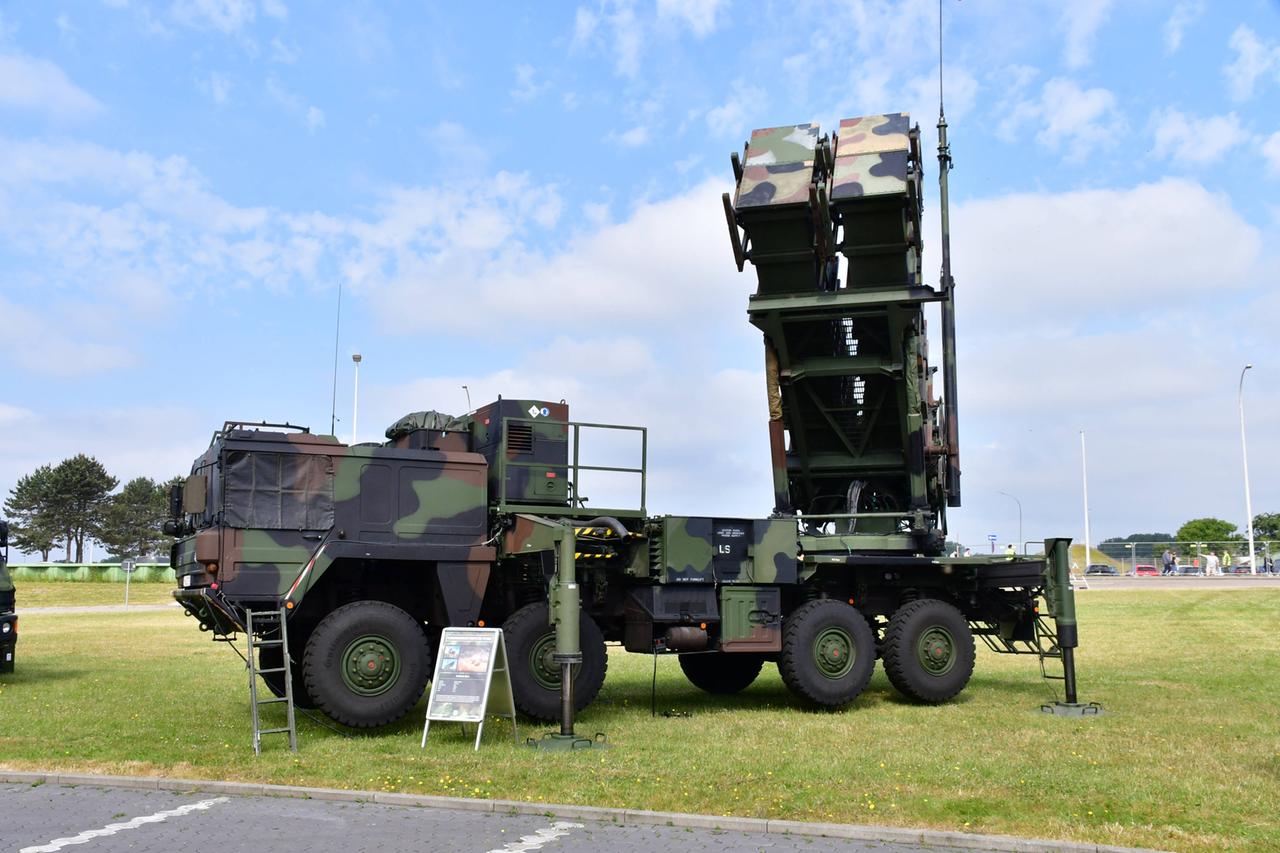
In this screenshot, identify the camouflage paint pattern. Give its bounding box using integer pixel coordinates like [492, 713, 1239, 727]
[0, 520, 15, 673]
[172, 423, 493, 631]
[830, 150, 910, 200]
[744, 123, 818, 166]
[735, 123, 819, 209]
[473, 399, 570, 506]
[832, 113, 911, 200]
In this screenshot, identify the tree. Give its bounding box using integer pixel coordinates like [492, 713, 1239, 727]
[1252, 513, 1280, 541]
[3, 465, 63, 560]
[1175, 518, 1237, 545]
[99, 477, 170, 560]
[1099, 533, 1174, 560]
[48, 455, 117, 563]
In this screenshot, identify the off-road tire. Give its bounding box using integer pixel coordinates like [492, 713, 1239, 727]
[259, 643, 317, 710]
[778, 599, 875, 708]
[303, 600, 431, 728]
[502, 602, 607, 722]
[678, 652, 764, 694]
[882, 598, 975, 703]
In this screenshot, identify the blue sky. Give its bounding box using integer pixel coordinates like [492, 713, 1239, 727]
[1, 0, 1278, 558]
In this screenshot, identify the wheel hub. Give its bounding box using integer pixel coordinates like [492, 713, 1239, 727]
[917, 626, 956, 675]
[529, 633, 562, 691]
[341, 635, 401, 696]
[813, 627, 855, 679]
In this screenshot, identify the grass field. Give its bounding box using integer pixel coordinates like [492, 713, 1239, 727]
[16, 582, 176, 608]
[2, 589, 1277, 852]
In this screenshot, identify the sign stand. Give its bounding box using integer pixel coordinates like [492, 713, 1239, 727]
[421, 627, 517, 751]
[121, 559, 136, 610]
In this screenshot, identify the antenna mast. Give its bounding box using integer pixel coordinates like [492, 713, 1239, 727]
[937, 0, 961, 506]
[330, 281, 342, 436]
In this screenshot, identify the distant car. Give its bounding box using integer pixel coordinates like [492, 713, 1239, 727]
[1134, 564, 1157, 576]
[1085, 564, 1118, 576]
[1223, 562, 1251, 574]
[1177, 565, 1205, 576]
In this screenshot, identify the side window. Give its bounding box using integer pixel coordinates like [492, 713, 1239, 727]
[223, 451, 335, 530]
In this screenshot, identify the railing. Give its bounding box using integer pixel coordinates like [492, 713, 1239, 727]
[8, 563, 171, 583]
[496, 417, 647, 517]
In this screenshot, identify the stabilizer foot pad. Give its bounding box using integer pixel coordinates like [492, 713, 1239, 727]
[527, 732, 611, 751]
[1040, 701, 1104, 717]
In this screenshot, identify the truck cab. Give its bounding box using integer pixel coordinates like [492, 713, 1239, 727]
[0, 520, 17, 673]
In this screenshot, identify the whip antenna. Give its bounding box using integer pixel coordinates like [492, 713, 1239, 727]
[330, 281, 342, 436]
[937, 0, 961, 506]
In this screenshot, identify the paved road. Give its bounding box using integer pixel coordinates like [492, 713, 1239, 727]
[1, 783, 993, 853]
[1077, 575, 1280, 591]
[17, 604, 177, 615]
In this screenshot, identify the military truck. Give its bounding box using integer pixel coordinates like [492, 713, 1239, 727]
[169, 112, 1082, 729]
[1, 521, 17, 673]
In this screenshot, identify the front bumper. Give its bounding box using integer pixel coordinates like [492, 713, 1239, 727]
[173, 587, 245, 636]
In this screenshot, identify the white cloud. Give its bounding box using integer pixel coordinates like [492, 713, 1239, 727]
[1000, 77, 1123, 159]
[570, 1, 642, 78]
[0, 53, 103, 120]
[939, 179, 1271, 544]
[170, 0, 257, 33]
[511, 63, 549, 102]
[265, 77, 325, 133]
[951, 178, 1260, 323]
[705, 83, 764, 138]
[1151, 108, 1246, 167]
[201, 71, 232, 104]
[1224, 25, 1280, 102]
[1059, 0, 1114, 69]
[608, 125, 651, 148]
[270, 37, 300, 63]
[656, 0, 727, 38]
[1263, 131, 1280, 177]
[1163, 0, 1204, 55]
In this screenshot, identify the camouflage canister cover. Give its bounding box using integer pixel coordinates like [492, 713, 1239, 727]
[832, 113, 911, 200]
[735, 123, 819, 209]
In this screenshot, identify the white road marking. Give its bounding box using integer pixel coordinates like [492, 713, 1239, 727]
[485, 820, 584, 853]
[20, 797, 229, 852]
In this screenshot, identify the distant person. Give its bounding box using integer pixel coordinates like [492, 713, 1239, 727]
[963, 548, 973, 557]
[1162, 548, 1174, 576]
[1205, 552, 1219, 576]
[1005, 543, 1016, 559]
[1222, 551, 1232, 574]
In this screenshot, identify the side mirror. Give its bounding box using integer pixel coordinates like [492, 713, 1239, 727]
[182, 474, 207, 515]
[168, 483, 184, 519]
[0, 520, 8, 549]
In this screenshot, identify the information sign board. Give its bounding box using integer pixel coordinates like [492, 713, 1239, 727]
[420, 627, 516, 750]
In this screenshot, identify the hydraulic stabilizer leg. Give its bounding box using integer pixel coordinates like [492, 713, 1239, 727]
[1041, 537, 1102, 717]
[531, 525, 608, 750]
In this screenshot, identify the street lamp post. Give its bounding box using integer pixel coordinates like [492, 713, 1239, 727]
[352, 353, 363, 446]
[1127, 542, 1135, 575]
[1080, 431, 1092, 574]
[1239, 364, 1255, 573]
[998, 491, 1023, 552]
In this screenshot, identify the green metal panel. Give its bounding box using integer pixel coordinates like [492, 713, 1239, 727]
[720, 586, 781, 652]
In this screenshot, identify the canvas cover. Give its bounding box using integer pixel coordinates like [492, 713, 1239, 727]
[222, 450, 335, 530]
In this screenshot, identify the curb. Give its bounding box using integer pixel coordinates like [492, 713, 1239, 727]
[0, 770, 1166, 853]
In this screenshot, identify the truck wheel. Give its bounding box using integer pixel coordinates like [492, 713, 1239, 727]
[778, 599, 875, 708]
[258, 645, 317, 710]
[882, 599, 975, 703]
[303, 601, 431, 728]
[679, 652, 764, 694]
[502, 602, 607, 722]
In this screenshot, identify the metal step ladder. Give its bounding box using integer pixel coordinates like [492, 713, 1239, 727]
[245, 608, 298, 754]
